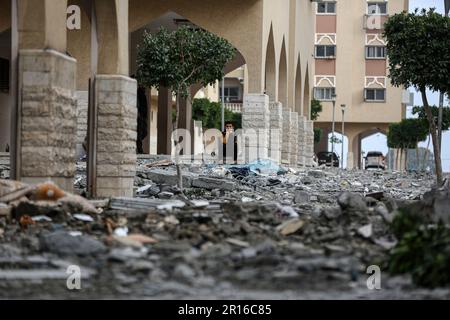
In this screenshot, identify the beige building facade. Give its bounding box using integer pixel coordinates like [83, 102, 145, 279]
[313, 0, 410, 168]
[0, 0, 316, 197]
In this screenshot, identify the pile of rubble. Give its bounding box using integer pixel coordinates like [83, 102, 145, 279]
[0, 159, 449, 299]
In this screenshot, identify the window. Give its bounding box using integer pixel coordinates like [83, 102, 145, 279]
[314, 87, 336, 101]
[365, 88, 386, 101]
[0, 58, 9, 93]
[220, 86, 240, 102]
[317, 2, 336, 14]
[366, 46, 386, 59]
[315, 45, 336, 58]
[368, 2, 387, 15]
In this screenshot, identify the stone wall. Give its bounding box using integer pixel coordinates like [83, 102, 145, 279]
[75, 91, 88, 158]
[297, 116, 306, 167]
[19, 50, 77, 191]
[304, 120, 315, 167]
[241, 94, 270, 163]
[95, 75, 137, 198]
[269, 102, 282, 164]
[289, 112, 299, 167]
[281, 111, 291, 165]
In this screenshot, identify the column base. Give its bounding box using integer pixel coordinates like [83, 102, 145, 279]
[269, 102, 282, 164]
[19, 49, 77, 192]
[95, 75, 137, 198]
[281, 111, 291, 165]
[242, 94, 270, 163]
[289, 111, 299, 167]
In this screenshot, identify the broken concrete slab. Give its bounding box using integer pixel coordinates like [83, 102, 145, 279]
[192, 177, 236, 191]
[40, 231, 107, 256]
[294, 191, 310, 204]
[144, 169, 196, 187]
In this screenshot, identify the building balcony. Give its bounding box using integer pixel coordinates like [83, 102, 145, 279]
[224, 102, 242, 113]
[364, 14, 389, 31]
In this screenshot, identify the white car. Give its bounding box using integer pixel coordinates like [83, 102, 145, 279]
[365, 151, 386, 170]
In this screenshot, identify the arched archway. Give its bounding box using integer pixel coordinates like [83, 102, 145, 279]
[303, 64, 310, 119]
[264, 24, 276, 101]
[294, 55, 302, 114]
[129, 0, 262, 93]
[327, 131, 349, 168]
[361, 130, 389, 169]
[278, 38, 288, 108]
[130, 11, 247, 155]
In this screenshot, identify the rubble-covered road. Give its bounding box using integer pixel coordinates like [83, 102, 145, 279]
[0, 159, 449, 299]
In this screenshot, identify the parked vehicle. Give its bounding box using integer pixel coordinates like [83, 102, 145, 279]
[365, 151, 386, 170]
[317, 151, 340, 167]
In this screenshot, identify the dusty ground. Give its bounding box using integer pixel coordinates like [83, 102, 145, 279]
[0, 160, 449, 300]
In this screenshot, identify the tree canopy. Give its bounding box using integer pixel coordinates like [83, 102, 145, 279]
[384, 9, 450, 95]
[412, 105, 450, 131]
[192, 98, 242, 130]
[387, 118, 429, 150]
[310, 99, 323, 121]
[384, 9, 450, 185]
[136, 26, 236, 98]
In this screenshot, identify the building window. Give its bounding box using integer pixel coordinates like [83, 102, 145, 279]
[317, 2, 336, 14]
[366, 46, 387, 59]
[0, 58, 9, 93]
[365, 88, 386, 101]
[315, 45, 336, 58]
[314, 87, 336, 101]
[368, 2, 387, 15]
[220, 86, 240, 102]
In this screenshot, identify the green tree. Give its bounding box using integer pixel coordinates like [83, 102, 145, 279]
[412, 105, 450, 132]
[388, 119, 429, 171]
[384, 9, 450, 185]
[137, 27, 235, 189]
[192, 98, 242, 130]
[314, 128, 323, 145]
[310, 99, 323, 121]
[311, 99, 324, 145]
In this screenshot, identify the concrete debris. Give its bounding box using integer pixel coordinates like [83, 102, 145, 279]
[277, 218, 305, 236]
[0, 160, 449, 299]
[192, 177, 236, 191]
[39, 231, 107, 256]
[357, 224, 373, 238]
[73, 214, 94, 223]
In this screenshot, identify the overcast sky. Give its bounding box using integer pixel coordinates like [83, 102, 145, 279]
[355, 0, 449, 171]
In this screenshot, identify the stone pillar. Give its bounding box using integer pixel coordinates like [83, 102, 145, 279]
[304, 120, 315, 167]
[75, 91, 88, 158]
[95, 75, 137, 198]
[157, 87, 173, 155]
[297, 116, 306, 167]
[289, 111, 299, 167]
[19, 50, 77, 191]
[242, 94, 270, 163]
[269, 102, 282, 164]
[281, 110, 291, 165]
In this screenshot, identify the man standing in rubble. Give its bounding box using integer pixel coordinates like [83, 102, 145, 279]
[222, 121, 238, 164]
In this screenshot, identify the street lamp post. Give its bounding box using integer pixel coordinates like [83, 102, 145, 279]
[341, 104, 346, 169]
[331, 93, 337, 166]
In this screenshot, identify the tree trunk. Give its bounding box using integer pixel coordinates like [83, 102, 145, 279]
[175, 90, 183, 190]
[396, 148, 399, 171]
[423, 135, 431, 171]
[421, 87, 443, 186]
[405, 148, 408, 172]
